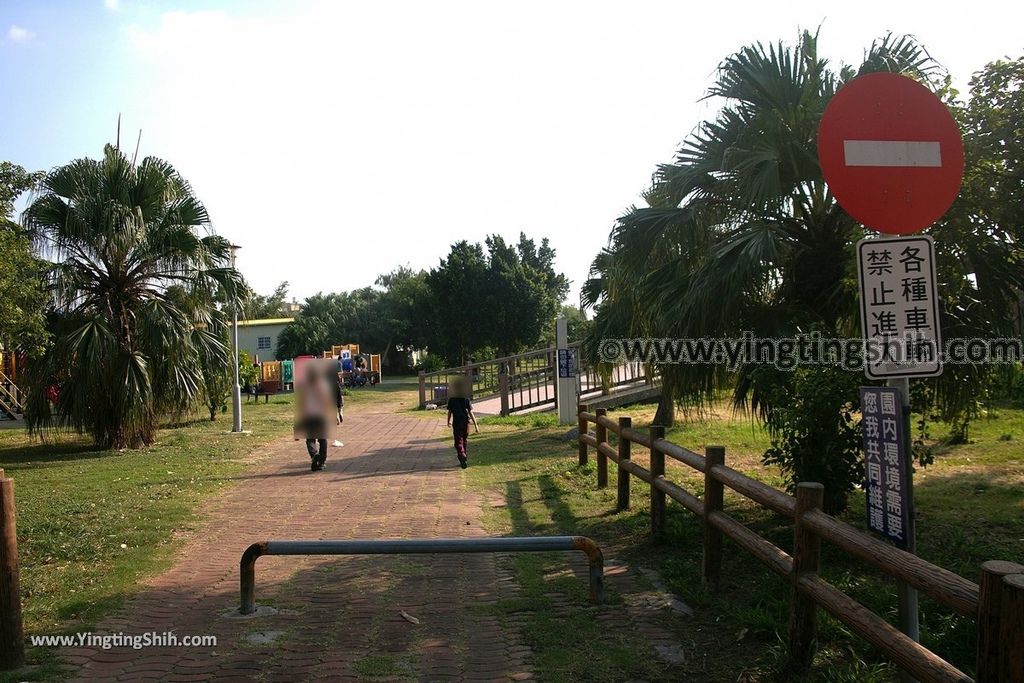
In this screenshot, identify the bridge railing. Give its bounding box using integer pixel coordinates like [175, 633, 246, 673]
[575, 404, 1023, 683]
[418, 346, 652, 415]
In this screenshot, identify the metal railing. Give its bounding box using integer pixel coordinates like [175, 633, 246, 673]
[576, 404, 1024, 683]
[239, 536, 605, 615]
[418, 345, 652, 416]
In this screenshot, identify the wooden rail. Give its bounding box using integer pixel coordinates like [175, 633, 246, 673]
[576, 403, 1023, 682]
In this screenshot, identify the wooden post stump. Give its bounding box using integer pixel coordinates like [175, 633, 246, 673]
[788, 482, 825, 669]
[0, 473, 23, 670]
[649, 425, 666, 539]
[577, 404, 589, 466]
[702, 445, 725, 590]
[617, 417, 631, 511]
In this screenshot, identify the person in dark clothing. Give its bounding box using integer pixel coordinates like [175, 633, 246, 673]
[334, 371, 345, 425]
[446, 394, 478, 468]
[297, 361, 333, 471]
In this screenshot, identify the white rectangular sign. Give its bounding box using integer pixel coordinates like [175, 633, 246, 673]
[856, 235, 942, 379]
[843, 140, 942, 167]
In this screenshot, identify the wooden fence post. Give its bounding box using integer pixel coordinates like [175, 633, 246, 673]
[702, 445, 725, 590]
[976, 560, 1024, 681]
[417, 371, 426, 408]
[617, 417, 631, 511]
[577, 404, 589, 466]
[649, 425, 666, 540]
[595, 408, 608, 488]
[788, 481, 825, 669]
[498, 373, 510, 417]
[999, 573, 1024, 682]
[0, 471, 24, 671]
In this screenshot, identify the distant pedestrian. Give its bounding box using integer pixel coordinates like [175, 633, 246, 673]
[334, 371, 345, 425]
[297, 361, 334, 471]
[446, 377, 478, 469]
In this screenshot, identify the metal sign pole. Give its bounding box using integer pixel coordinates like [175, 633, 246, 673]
[891, 375, 919, 683]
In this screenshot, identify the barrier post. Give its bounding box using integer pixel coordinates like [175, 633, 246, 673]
[577, 404, 589, 466]
[649, 426, 666, 539]
[595, 408, 608, 488]
[0, 470, 24, 671]
[617, 417, 631, 510]
[788, 482, 825, 668]
[702, 445, 725, 590]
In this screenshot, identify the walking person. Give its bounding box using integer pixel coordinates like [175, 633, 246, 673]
[334, 369, 345, 426]
[296, 361, 333, 471]
[446, 377, 478, 469]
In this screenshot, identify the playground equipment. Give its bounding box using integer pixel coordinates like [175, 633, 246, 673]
[321, 343, 381, 387]
[0, 351, 24, 418]
[239, 536, 604, 615]
[259, 361, 282, 394]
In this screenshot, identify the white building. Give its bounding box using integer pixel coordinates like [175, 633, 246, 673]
[236, 318, 294, 362]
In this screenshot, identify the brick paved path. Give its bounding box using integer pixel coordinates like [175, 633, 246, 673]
[60, 405, 535, 682]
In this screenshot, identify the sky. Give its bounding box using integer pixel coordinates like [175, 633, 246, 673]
[2, 0, 1022, 308]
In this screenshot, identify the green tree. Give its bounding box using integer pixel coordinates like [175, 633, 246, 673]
[21, 145, 240, 448]
[0, 162, 48, 355]
[237, 350, 259, 391]
[244, 281, 290, 320]
[424, 234, 569, 365]
[166, 284, 233, 421]
[922, 55, 1024, 439]
[375, 267, 431, 366]
[425, 241, 489, 365]
[584, 33, 954, 511]
[541, 304, 591, 347]
[481, 234, 569, 357]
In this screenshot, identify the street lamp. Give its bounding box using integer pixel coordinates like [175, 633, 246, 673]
[229, 243, 243, 433]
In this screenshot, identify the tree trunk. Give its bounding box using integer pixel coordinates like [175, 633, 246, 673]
[651, 387, 675, 423]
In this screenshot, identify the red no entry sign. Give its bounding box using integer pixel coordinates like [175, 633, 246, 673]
[818, 72, 964, 235]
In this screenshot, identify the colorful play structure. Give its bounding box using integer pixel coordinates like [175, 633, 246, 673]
[251, 344, 381, 396]
[0, 349, 25, 419]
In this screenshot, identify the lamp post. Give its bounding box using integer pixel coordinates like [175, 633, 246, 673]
[230, 244, 243, 433]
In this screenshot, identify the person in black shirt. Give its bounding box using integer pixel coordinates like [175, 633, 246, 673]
[334, 371, 345, 425]
[446, 394, 478, 468]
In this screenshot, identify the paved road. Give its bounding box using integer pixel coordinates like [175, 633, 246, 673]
[60, 406, 534, 682]
[57, 399, 686, 681]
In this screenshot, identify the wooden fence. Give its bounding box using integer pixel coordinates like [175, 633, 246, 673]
[576, 405, 1023, 683]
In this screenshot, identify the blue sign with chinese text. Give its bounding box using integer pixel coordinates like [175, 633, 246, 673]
[860, 386, 910, 548]
[557, 348, 576, 378]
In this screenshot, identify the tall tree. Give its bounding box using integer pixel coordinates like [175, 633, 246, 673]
[375, 267, 431, 365]
[425, 241, 490, 365]
[584, 33, 960, 511]
[244, 281, 290, 319]
[21, 145, 240, 448]
[0, 162, 48, 355]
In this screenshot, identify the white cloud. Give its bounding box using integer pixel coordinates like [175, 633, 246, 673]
[104, 0, 120, 11]
[7, 25, 34, 42]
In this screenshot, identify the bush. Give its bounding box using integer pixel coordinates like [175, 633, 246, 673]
[760, 366, 863, 514]
[415, 354, 447, 374]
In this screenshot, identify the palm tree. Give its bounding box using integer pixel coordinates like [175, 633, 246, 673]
[22, 144, 240, 448]
[584, 32, 950, 511]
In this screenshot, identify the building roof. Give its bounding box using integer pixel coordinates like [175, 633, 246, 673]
[238, 318, 295, 327]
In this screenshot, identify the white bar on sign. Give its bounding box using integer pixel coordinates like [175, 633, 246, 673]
[843, 140, 942, 167]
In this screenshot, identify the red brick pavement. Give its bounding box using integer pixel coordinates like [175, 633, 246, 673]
[60, 406, 536, 682]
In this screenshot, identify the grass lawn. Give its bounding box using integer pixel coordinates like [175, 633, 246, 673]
[0, 377, 421, 682]
[464, 400, 1023, 681]
[1, 374, 1017, 681]
[0, 394, 298, 681]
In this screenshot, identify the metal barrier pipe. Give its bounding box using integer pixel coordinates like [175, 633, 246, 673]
[240, 536, 605, 614]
